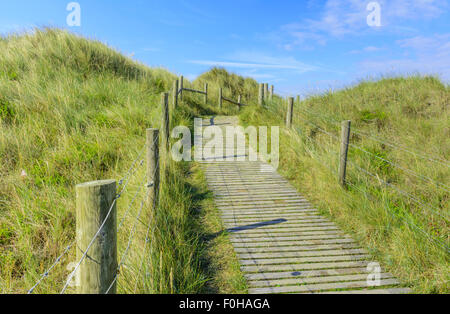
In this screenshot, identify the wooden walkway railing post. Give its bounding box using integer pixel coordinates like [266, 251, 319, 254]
[173, 79, 178, 109]
[179, 75, 184, 101]
[270, 85, 274, 101]
[146, 128, 160, 209]
[161, 93, 170, 153]
[219, 88, 223, 109]
[259, 84, 264, 106]
[286, 97, 294, 128]
[76, 180, 117, 294]
[204, 83, 208, 104]
[339, 120, 351, 188]
[264, 83, 269, 100]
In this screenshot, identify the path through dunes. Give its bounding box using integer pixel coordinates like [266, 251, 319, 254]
[198, 116, 411, 294]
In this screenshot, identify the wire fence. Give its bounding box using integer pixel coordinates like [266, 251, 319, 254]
[27, 96, 165, 294]
[279, 100, 449, 253]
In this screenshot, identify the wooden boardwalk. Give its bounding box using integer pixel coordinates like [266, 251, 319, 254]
[199, 116, 410, 294]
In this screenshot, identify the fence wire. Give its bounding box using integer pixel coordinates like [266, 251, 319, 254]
[27, 139, 153, 294]
[105, 159, 159, 294]
[347, 159, 449, 223]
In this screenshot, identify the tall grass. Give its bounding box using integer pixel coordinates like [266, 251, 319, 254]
[0, 28, 218, 293]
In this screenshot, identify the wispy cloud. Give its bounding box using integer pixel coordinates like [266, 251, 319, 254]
[189, 52, 320, 74]
[0, 23, 35, 35]
[358, 33, 450, 80]
[349, 46, 384, 54]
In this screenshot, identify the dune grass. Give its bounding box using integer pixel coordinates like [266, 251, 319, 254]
[0, 28, 227, 294]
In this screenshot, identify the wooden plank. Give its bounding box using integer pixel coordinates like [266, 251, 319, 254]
[248, 279, 400, 294]
[233, 238, 356, 249]
[218, 204, 317, 211]
[215, 196, 308, 202]
[239, 254, 369, 266]
[208, 180, 293, 185]
[245, 267, 368, 281]
[222, 212, 320, 220]
[213, 190, 300, 196]
[249, 273, 394, 288]
[221, 209, 318, 216]
[223, 216, 324, 224]
[216, 199, 311, 206]
[233, 230, 345, 239]
[230, 234, 351, 243]
[216, 194, 301, 200]
[242, 261, 371, 273]
[224, 220, 330, 229]
[239, 248, 367, 260]
[229, 226, 340, 235]
[223, 214, 320, 221]
[235, 243, 361, 254]
[317, 288, 411, 294]
[224, 219, 333, 230]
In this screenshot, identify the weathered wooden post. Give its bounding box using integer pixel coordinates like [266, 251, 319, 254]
[270, 85, 274, 101]
[146, 129, 160, 208]
[161, 93, 170, 153]
[218, 88, 223, 109]
[297, 95, 301, 105]
[173, 79, 179, 109]
[204, 83, 208, 104]
[339, 120, 351, 188]
[179, 75, 184, 101]
[258, 84, 264, 106]
[286, 97, 294, 128]
[238, 95, 242, 111]
[264, 83, 269, 100]
[76, 180, 117, 294]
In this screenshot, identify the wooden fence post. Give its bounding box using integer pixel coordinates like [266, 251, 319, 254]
[264, 83, 269, 100]
[339, 120, 351, 188]
[76, 180, 117, 294]
[286, 97, 294, 128]
[204, 83, 208, 104]
[179, 75, 184, 101]
[218, 88, 223, 109]
[238, 95, 242, 111]
[270, 85, 274, 101]
[173, 79, 178, 109]
[146, 129, 160, 208]
[297, 95, 301, 105]
[258, 84, 264, 106]
[161, 93, 170, 153]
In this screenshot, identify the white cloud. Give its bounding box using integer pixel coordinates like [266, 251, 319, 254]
[358, 33, 450, 80]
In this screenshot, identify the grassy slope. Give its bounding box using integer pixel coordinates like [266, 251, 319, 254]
[0, 29, 226, 293]
[233, 76, 449, 293]
[1, 29, 447, 294]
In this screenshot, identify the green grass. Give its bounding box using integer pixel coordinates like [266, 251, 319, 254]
[0, 28, 232, 294]
[190, 164, 248, 294]
[234, 76, 449, 293]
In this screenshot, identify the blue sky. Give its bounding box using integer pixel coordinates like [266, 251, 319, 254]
[1, 0, 449, 96]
